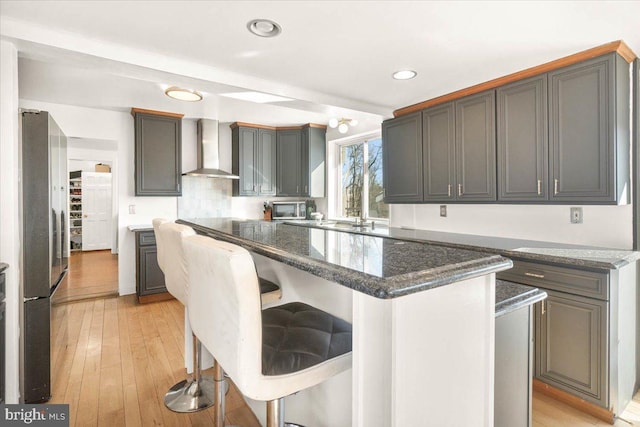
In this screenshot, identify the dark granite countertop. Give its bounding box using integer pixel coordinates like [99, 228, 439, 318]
[178, 218, 512, 299]
[495, 280, 547, 318]
[286, 221, 639, 271]
[0, 262, 8, 274]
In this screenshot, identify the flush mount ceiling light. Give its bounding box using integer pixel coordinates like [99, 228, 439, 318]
[164, 86, 203, 102]
[247, 19, 282, 37]
[329, 118, 358, 134]
[220, 91, 293, 103]
[392, 69, 417, 80]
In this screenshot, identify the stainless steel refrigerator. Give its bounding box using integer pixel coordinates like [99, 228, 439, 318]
[20, 110, 68, 403]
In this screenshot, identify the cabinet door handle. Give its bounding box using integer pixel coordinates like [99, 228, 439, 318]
[541, 300, 546, 315]
[304, 185, 308, 193]
[554, 179, 559, 195]
[447, 184, 451, 197]
[537, 179, 542, 195]
[524, 272, 545, 279]
[296, 185, 299, 193]
[458, 184, 462, 197]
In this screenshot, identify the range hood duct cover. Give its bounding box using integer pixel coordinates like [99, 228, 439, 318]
[185, 119, 239, 178]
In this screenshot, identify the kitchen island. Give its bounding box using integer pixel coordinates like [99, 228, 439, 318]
[179, 218, 513, 426]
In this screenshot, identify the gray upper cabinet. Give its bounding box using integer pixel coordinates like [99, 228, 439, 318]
[535, 290, 608, 407]
[232, 125, 276, 197]
[132, 109, 182, 196]
[277, 129, 303, 196]
[422, 103, 456, 201]
[548, 53, 629, 203]
[303, 125, 327, 198]
[382, 111, 423, 203]
[455, 91, 497, 201]
[497, 75, 548, 201]
[258, 129, 278, 196]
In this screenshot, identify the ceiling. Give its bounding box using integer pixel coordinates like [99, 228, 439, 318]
[1, 1, 639, 137]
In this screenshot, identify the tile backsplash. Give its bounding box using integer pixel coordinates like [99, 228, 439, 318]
[178, 176, 232, 219]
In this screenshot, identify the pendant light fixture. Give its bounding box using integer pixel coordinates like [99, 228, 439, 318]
[329, 118, 358, 134]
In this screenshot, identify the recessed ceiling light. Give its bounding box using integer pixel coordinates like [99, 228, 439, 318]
[220, 91, 293, 104]
[164, 86, 203, 102]
[392, 70, 417, 80]
[247, 19, 282, 37]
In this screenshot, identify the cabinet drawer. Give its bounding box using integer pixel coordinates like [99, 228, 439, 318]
[138, 231, 156, 246]
[497, 260, 608, 300]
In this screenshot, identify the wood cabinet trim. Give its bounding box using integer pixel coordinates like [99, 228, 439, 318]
[130, 107, 184, 118]
[230, 122, 278, 131]
[230, 122, 327, 131]
[394, 40, 636, 118]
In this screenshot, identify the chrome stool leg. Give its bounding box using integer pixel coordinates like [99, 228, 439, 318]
[213, 360, 239, 427]
[164, 333, 216, 412]
[266, 398, 306, 427]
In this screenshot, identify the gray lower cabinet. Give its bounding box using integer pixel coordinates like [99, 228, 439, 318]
[535, 290, 608, 406]
[497, 75, 548, 201]
[232, 125, 277, 197]
[277, 129, 304, 196]
[549, 53, 629, 203]
[455, 90, 496, 201]
[382, 111, 423, 203]
[497, 259, 637, 416]
[135, 230, 167, 298]
[422, 103, 456, 201]
[132, 109, 182, 196]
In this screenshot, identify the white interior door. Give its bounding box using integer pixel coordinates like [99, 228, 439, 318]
[83, 172, 112, 251]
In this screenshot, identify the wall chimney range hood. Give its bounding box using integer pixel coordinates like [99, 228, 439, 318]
[185, 119, 239, 178]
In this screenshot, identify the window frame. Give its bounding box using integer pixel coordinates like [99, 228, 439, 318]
[329, 130, 387, 222]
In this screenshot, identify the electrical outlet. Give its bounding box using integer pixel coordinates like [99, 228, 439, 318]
[440, 205, 447, 217]
[570, 207, 583, 224]
[129, 204, 136, 214]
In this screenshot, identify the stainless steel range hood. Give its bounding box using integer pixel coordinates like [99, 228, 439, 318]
[184, 119, 239, 178]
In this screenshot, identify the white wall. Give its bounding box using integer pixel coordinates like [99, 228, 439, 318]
[18, 99, 178, 295]
[0, 40, 22, 404]
[389, 203, 633, 249]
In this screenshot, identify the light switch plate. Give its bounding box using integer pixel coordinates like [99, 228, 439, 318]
[440, 205, 447, 217]
[570, 207, 583, 224]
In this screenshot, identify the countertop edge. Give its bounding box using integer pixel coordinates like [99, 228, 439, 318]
[495, 290, 547, 317]
[179, 219, 513, 299]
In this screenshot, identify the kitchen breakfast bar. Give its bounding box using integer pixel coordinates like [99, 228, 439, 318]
[178, 218, 518, 426]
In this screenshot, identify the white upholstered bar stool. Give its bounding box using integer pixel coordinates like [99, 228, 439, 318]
[184, 235, 353, 427]
[153, 219, 215, 412]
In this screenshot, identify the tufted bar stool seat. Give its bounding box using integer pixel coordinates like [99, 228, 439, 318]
[262, 302, 352, 376]
[184, 235, 352, 427]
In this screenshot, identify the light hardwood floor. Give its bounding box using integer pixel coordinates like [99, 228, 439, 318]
[50, 295, 261, 426]
[53, 250, 119, 304]
[51, 296, 640, 426]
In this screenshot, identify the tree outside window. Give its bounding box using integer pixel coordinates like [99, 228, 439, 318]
[339, 137, 388, 220]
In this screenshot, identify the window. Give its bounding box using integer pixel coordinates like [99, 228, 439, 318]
[336, 135, 388, 220]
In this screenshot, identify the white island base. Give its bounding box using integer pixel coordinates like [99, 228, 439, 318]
[244, 254, 496, 427]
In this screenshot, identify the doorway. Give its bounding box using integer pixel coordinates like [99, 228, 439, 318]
[53, 153, 118, 304]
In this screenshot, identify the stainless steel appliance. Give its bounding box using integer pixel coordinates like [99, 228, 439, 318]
[20, 110, 68, 403]
[184, 119, 239, 178]
[271, 201, 307, 220]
